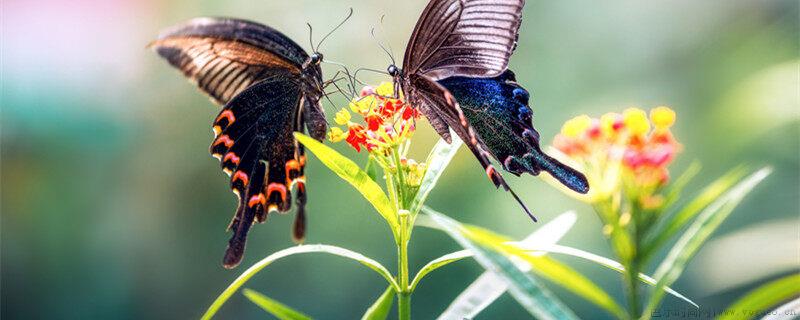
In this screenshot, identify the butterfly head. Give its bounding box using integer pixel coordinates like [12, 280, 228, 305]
[309, 52, 323, 65]
[387, 64, 400, 78]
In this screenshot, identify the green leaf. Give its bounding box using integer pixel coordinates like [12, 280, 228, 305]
[411, 136, 463, 214]
[410, 250, 471, 292]
[534, 244, 697, 308]
[643, 168, 772, 317]
[661, 161, 702, 210]
[202, 244, 399, 320]
[361, 286, 396, 320]
[425, 208, 579, 320]
[242, 288, 312, 320]
[762, 297, 800, 320]
[718, 274, 800, 320]
[643, 166, 748, 256]
[294, 133, 398, 229]
[436, 212, 577, 319]
[463, 225, 626, 319]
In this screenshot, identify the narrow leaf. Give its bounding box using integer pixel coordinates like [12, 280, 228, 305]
[644, 168, 772, 317]
[436, 212, 577, 319]
[762, 297, 800, 320]
[361, 286, 396, 320]
[410, 250, 471, 291]
[426, 208, 579, 320]
[295, 133, 398, 228]
[643, 166, 747, 255]
[242, 288, 312, 320]
[202, 244, 399, 320]
[718, 273, 800, 320]
[534, 244, 697, 308]
[411, 136, 463, 214]
[464, 225, 626, 319]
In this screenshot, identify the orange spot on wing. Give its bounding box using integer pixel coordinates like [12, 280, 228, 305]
[485, 165, 497, 180]
[286, 159, 301, 171]
[232, 171, 249, 186]
[223, 152, 241, 165]
[266, 183, 288, 203]
[248, 193, 266, 207]
[215, 110, 236, 126]
[213, 135, 234, 148]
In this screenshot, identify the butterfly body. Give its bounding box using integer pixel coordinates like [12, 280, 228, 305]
[438, 71, 589, 193]
[151, 17, 328, 268]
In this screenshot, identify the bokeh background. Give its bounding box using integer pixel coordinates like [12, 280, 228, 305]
[2, 0, 798, 318]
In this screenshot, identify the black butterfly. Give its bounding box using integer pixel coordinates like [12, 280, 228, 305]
[388, 0, 588, 220]
[150, 17, 329, 268]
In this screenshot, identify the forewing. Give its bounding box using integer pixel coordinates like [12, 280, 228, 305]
[403, 0, 524, 80]
[209, 74, 311, 268]
[150, 17, 308, 105]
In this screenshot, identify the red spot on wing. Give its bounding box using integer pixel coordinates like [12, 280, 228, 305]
[232, 171, 249, 186]
[266, 183, 288, 203]
[213, 135, 234, 148]
[223, 152, 241, 165]
[215, 110, 236, 127]
[248, 193, 266, 207]
[486, 165, 497, 180]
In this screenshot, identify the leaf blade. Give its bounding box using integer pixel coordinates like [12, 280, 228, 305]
[719, 273, 800, 320]
[294, 133, 398, 228]
[425, 208, 579, 320]
[242, 288, 312, 320]
[202, 244, 399, 320]
[436, 212, 577, 319]
[411, 136, 463, 214]
[644, 167, 772, 317]
[361, 286, 396, 320]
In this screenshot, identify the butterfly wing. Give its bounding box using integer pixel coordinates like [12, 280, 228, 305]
[407, 74, 535, 220]
[149, 17, 310, 105]
[438, 72, 589, 194]
[211, 73, 313, 268]
[152, 18, 324, 268]
[403, 0, 524, 81]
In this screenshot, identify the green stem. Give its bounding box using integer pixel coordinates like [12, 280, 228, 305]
[624, 260, 641, 319]
[393, 147, 407, 208]
[397, 210, 411, 320]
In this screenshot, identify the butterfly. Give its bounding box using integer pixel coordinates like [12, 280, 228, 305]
[387, 0, 588, 220]
[150, 17, 332, 268]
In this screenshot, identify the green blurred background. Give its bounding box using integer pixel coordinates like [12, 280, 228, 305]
[2, 0, 798, 318]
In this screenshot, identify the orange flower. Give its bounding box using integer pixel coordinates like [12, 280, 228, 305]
[550, 106, 681, 203]
[328, 82, 420, 154]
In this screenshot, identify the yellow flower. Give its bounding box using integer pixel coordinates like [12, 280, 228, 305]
[561, 115, 592, 138]
[623, 108, 650, 136]
[334, 108, 351, 125]
[650, 106, 676, 130]
[349, 96, 376, 115]
[600, 112, 622, 137]
[328, 127, 346, 142]
[375, 82, 395, 97]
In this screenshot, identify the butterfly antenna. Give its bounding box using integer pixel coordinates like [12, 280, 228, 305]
[370, 27, 396, 66]
[378, 15, 397, 63]
[306, 22, 316, 53]
[316, 7, 354, 52]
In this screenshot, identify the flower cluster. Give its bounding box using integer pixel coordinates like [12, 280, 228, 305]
[551, 107, 680, 206]
[328, 82, 420, 154]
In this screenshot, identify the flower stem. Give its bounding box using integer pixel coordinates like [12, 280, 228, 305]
[624, 260, 641, 319]
[397, 210, 411, 320]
